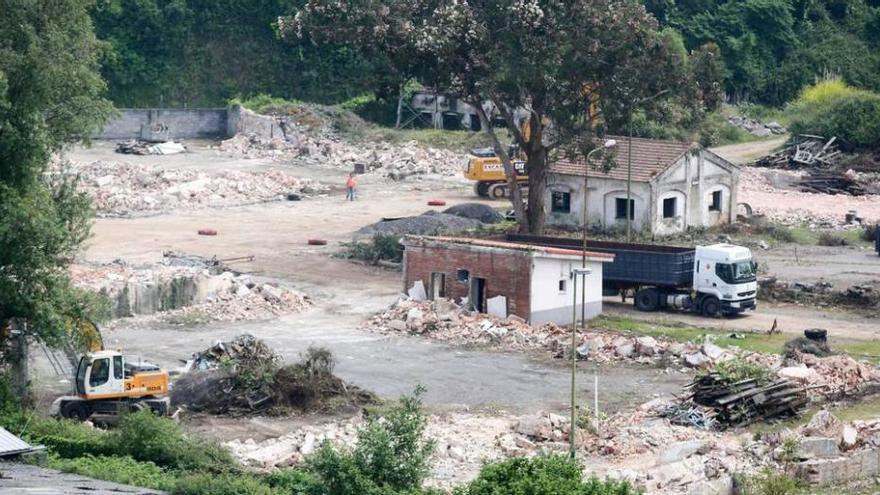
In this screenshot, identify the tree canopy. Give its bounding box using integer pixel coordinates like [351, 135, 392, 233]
[0, 0, 112, 375]
[290, 0, 690, 233]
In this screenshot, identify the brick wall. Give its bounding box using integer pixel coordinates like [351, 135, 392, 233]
[404, 245, 532, 319]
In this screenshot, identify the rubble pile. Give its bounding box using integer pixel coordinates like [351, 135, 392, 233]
[71, 256, 311, 321]
[738, 167, 880, 228]
[115, 139, 187, 155]
[777, 354, 880, 400]
[366, 299, 747, 369]
[173, 338, 374, 415]
[727, 116, 787, 137]
[55, 159, 325, 216]
[219, 132, 466, 179]
[754, 135, 840, 169]
[356, 211, 485, 237]
[758, 277, 880, 310]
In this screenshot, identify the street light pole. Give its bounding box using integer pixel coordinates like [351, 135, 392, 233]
[570, 139, 616, 458]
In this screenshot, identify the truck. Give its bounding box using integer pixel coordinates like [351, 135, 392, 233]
[507, 234, 758, 317]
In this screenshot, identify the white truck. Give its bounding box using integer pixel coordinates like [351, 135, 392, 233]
[508, 235, 758, 317]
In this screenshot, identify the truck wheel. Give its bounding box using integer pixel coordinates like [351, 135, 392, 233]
[490, 184, 507, 199]
[61, 402, 90, 421]
[635, 289, 659, 311]
[701, 297, 720, 318]
[475, 182, 491, 197]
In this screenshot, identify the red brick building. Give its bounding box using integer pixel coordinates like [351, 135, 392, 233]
[402, 236, 613, 324]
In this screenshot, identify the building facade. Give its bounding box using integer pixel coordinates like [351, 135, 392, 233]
[546, 137, 740, 236]
[402, 236, 613, 325]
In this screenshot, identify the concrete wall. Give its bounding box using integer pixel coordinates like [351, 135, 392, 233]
[111, 272, 234, 318]
[98, 108, 232, 140]
[403, 244, 532, 320]
[546, 149, 739, 236]
[529, 257, 604, 325]
[225, 106, 291, 141]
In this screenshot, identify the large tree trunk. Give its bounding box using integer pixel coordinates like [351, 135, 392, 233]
[473, 104, 527, 231]
[526, 148, 547, 235]
[5, 321, 32, 407]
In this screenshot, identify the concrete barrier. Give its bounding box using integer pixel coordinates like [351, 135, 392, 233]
[98, 108, 232, 140]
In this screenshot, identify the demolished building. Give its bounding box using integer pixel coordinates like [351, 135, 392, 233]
[401, 236, 613, 324]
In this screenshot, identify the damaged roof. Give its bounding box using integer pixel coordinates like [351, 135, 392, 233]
[0, 426, 35, 457]
[551, 135, 696, 182]
[405, 236, 615, 261]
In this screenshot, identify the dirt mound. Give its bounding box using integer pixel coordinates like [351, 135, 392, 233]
[172, 337, 374, 415]
[357, 211, 484, 237]
[443, 203, 504, 224]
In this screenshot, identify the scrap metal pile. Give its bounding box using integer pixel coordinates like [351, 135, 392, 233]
[672, 373, 808, 429]
[172, 336, 374, 415]
[116, 139, 187, 155]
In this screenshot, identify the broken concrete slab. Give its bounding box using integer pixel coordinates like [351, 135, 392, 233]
[797, 437, 840, 459]
[408, 280, 427, 301]
[658, 440, 707, 465]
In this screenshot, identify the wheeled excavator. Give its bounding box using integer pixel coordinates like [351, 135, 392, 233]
[52, 319, 170, 421]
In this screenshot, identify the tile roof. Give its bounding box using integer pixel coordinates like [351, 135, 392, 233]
[551, 135, 696, 182]
[407, 236, 615, 261]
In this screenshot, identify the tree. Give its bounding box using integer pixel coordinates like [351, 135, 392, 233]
[691, 43, 727, 111]
[0, 0, 113, 400]
[289, 0, 687, 234]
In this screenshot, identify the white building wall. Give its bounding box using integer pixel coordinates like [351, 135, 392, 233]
[546, 175, 651, 232]
[529, 256, 605, 325]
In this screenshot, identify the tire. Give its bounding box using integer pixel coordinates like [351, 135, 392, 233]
[634, 288, 660, 312]
[475, 182, 491, 197]
[490, 184, 507, 199]
[701, 296, 720, 318]
[61, 402, 90, 421]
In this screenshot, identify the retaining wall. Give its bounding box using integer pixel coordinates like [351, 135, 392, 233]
[98, 108, 233, 140]
[97, 106, 290, 141]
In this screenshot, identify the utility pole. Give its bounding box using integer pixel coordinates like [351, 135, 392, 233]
[626, 115, 633, 241]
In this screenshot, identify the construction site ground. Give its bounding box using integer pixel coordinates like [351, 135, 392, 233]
[24, 136, 880, 491]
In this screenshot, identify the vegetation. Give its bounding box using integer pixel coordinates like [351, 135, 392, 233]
[454, 455, 634, 495]
[342, 234, 405, 265]
[788, 80, 880, 149]
[291, 0, 691, 234]
[704, 357, 773, 385]
[736, 468, 803, 495]
[0, 0, 114, 401]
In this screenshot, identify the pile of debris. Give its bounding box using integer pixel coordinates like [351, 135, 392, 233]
[758, 277, 880, 311]
[777, 353, 880, 400]
[220, 132, 466, 179]
[173, 338, 374, 415]
[670, 373, 807, 429]
[116, 140, 187, 155]
[727, 116, 787, 137]
[754, 135, 841, 169]
[53, 159, 325, 216]
[738, 168, 880, 228]
[357, 211, 486, 238]
[367, 299, 744, 369]
[71, 255, 311, 321]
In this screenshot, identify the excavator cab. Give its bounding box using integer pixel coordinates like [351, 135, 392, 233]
[60, 351, 170, 420]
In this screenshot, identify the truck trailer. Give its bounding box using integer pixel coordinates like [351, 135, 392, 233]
[507, 234, 758, 317]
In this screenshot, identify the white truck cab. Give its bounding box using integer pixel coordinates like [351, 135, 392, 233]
[693, 244, 758, 315]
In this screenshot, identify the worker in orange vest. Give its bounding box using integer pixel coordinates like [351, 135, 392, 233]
[345, 173, 357, 201]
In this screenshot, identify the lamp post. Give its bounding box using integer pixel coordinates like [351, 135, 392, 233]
[570, 138, 616, 458]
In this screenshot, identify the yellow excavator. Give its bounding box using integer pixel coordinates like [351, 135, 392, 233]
[53, 320, 170, 421]
[464, 145, 529, 199]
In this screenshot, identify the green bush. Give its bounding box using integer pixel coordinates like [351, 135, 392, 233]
[862, 224, 879, 242]
[48, 454, 172, 491]
[109, 410, 237, 472]
[307, 387, 435, 494]
[266, 468, 317, 493]
[229, 94, 303, 114]
[455, 454, 634, 495]
[343, 234, 404, 264]
[736, 468, 802, 495]
[170, 473, 284, 495]
[788, 81, 880, 148]
[704, 357, 772, 385]
[817, 232, 848, 246]
[24, 417, 115, 458]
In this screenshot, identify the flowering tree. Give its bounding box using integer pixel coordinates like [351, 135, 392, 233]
[285, 0, 688, 233]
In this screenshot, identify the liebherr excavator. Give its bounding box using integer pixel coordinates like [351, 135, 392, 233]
[52, 320, 170, 421]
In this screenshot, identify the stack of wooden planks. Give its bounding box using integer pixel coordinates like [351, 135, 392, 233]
[754, 135, 841, 169]
[683, 373, 808, 429]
